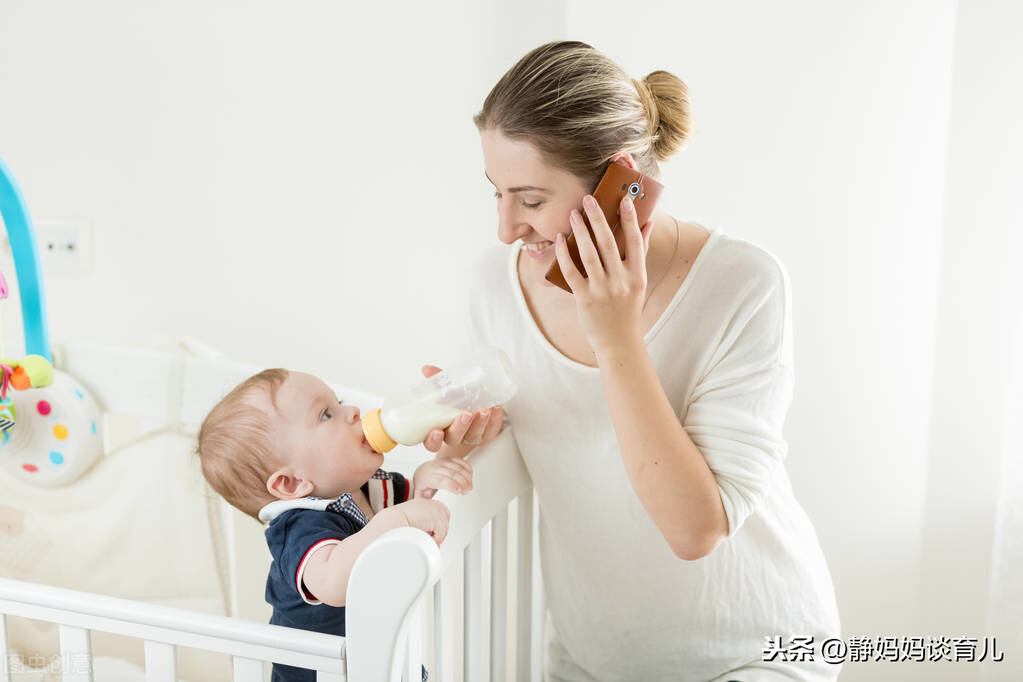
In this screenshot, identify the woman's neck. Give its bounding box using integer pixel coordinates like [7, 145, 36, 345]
[644, 208, 680, 284]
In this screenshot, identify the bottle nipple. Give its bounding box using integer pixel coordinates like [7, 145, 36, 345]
[361, 409, 397, 454]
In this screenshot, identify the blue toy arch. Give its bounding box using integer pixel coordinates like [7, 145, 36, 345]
[0, 156, 52, 361]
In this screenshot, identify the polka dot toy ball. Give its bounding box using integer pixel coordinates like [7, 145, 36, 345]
[0, 368, 103, 487]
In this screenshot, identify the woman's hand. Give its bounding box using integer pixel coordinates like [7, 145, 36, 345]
[413, 457, 474, 499]
[554, 194, 654, 356]
[419, 365, 505, 453]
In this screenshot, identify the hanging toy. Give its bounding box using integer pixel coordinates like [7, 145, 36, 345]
[0, 272, 55, 431]
[0, 271, 15, 432]
[0, 368, 103, 485]
[2, 354, 55, 392]
[0, 156, 103, 487]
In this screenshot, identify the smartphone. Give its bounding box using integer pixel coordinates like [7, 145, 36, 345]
[545, 160, 664, 292]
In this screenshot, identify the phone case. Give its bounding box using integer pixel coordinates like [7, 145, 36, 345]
[544, 161, 664, 292]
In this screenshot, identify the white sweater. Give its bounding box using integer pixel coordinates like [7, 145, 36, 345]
[452, 225, 842, 681]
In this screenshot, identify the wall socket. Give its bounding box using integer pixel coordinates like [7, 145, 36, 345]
[34, 222, 92, 275]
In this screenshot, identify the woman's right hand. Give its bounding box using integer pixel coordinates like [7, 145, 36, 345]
[419, 364, 505, 452]
[393, 499, 451, 545]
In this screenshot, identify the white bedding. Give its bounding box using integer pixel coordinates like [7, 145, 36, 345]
[0, 428, 234, 681]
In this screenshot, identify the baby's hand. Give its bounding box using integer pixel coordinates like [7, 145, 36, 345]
[394, 499, 451, 545]
[413, 458, 474, 499]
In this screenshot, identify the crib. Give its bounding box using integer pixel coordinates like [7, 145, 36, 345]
[0, 156, 546, 681]
[0, 341, 546, 681]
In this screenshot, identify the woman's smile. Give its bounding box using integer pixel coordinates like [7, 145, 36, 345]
[522, 239, 555, 259]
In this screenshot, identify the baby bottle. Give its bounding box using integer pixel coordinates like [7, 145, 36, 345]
[361, 346, 518, 453]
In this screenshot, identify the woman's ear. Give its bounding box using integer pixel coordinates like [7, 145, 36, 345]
[609, 151, 639, 170]
[267, 468, 315, 500]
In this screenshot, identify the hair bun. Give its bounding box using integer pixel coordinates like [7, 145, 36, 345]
[641, 70, 692, 161]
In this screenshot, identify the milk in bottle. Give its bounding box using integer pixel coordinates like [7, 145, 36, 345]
[361, 346, 518, 453]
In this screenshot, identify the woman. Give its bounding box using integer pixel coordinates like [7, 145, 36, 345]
[428, 40, 842, 682]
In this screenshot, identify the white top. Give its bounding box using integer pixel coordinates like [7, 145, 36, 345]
[451, 225, 842, 681]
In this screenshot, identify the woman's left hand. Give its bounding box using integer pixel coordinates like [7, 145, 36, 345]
[554, 194, 654, 355]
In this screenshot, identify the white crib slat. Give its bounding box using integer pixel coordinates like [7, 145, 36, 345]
[419, 596, 431, 682]
[481, 521, 492, 678]
[0, 614, 11, 682]
[58, 624, 93, 682]
[463, 533, 483, 682]
[516, 490, 534, 681]
[433, 571, 455, 682]
[143, 640, 176, 681]
[405, 603, 422, 682]
[530, 492, 545, 682]
[431, 580, 442, 682]
[423, 593, 432, 681]
[315, 672, 345, 681]
[232, 656, 263, 681]
[490, 507, 509, 682]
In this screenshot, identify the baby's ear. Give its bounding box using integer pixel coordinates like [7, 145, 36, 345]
[266, 469, 314, 499]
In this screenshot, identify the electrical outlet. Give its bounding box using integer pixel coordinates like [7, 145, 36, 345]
[35, 222, 92, 275]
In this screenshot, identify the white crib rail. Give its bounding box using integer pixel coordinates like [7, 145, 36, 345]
[346, 527, 440, 680]
[0, 576, 347, 680]
[0, 342, 546, 681]
[345, 429, 544, 682]
[431, 430, 540, 682]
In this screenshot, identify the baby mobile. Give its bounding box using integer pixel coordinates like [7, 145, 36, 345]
[0, 155, 103, 487]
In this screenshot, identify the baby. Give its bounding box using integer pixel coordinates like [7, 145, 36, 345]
[196, 368, 475, 682]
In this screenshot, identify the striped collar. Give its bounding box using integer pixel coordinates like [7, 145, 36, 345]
[257, 469, 399, 524]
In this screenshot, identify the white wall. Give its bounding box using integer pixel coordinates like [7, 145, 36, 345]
[0, 0, 511, 397]
[2, 2, 1021, 681]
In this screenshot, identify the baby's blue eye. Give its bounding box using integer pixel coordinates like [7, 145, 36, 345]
[320, 408, 332, 421]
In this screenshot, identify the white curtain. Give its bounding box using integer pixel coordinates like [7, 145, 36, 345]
[984, 309, 1023, 680]
[922, 2, 1023, 681]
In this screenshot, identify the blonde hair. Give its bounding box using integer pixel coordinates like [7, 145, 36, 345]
[474, 40, 692, 188]
[197, 369, 289, 519]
